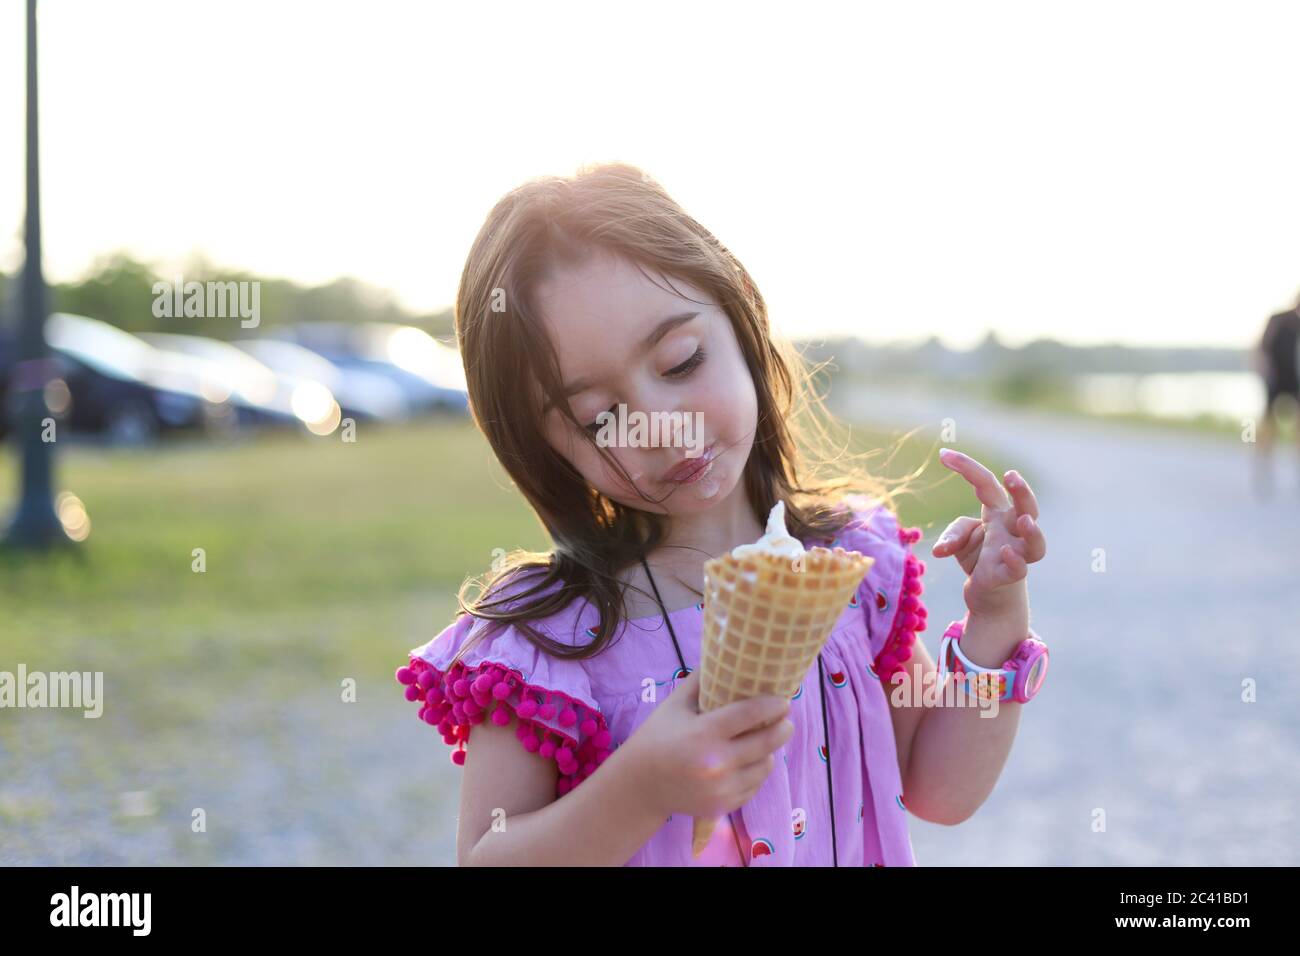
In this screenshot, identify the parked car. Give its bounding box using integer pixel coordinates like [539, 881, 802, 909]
[273, 321, 469, 414]
[231, 338, 409, 423]
[139, 332, 329, 432]
[37, 313, 227, 445]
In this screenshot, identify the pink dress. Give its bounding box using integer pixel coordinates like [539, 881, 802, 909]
[396, 494, 929, 866]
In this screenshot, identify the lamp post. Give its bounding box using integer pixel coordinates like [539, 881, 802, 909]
[4, 0, 72, 549]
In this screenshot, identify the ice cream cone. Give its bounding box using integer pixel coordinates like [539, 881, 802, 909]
[691, 543, 874, 857]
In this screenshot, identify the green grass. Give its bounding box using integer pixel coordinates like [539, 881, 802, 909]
[1, 420, 518, 711]
[0, 416, 995, 725]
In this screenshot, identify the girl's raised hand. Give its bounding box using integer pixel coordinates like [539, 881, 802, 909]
[931, 448, 1047, 618]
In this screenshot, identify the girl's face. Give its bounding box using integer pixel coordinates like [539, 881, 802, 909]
[533, 250, 758, 517]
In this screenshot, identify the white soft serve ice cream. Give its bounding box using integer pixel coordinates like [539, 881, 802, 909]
[731, 500, 806, 560]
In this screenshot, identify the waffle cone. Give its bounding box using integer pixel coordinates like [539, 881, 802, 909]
[691, 545, 874, 858]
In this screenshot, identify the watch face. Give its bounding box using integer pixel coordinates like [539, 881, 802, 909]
[1024, 653, 1048, 698]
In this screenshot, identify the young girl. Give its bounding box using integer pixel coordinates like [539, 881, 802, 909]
[395, 163, 1049, 866]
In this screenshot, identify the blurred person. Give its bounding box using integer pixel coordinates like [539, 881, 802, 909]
[1252, 292, 1300, 497]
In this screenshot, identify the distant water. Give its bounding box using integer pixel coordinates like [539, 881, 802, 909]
[1074, 372, 1279, 422]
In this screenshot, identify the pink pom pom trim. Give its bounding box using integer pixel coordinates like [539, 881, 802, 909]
[395, 655, 612, 799]
[874, 525, 928, 684]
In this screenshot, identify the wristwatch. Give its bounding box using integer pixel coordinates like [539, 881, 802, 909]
[937, 618, 1049, 703]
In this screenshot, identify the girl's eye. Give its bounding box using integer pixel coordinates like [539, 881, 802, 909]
[665, 345, 707, 380]
[582, 346, 708, 434]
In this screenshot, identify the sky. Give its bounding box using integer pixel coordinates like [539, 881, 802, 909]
[2, 0, 1299, 350]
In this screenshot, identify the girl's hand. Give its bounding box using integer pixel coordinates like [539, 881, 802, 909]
[931, 448, 1047, 619]
[622, 670, 794, 820]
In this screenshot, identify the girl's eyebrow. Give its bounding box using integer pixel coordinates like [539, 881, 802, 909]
[543, 311, 700, 412]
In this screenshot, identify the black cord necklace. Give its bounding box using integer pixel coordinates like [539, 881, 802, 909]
[638, 553, 839, 867]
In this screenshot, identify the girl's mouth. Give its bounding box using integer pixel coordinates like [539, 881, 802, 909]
[663, 443, 717, 484]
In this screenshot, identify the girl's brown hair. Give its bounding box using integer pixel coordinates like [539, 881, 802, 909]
[449, 162, 918, 667]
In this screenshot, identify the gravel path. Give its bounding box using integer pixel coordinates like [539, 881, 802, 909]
[828, 382, 1300, 865]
